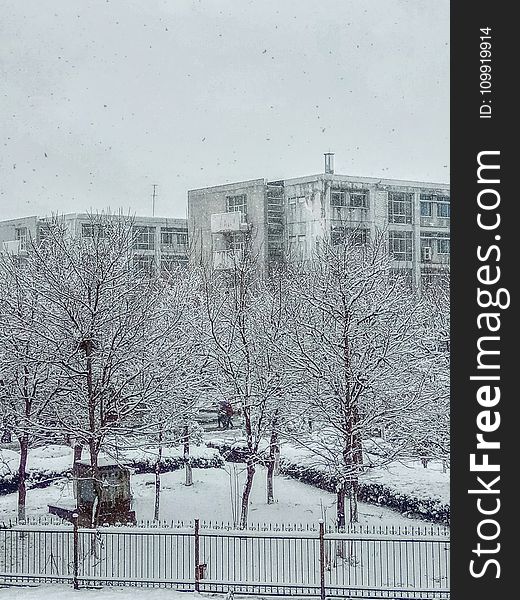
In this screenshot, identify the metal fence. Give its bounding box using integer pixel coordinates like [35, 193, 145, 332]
[0, 519, 450, 599]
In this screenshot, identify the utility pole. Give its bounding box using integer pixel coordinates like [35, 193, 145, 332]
[152, 184, 158, 216]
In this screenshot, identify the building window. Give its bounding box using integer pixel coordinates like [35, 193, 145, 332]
[437, 202, 450, 218]
[420, 236, 433, 251]
[331, 191, 347, 208]
[37, 224, 52, 245]
[226, 194, 247, 215]
[15, 227, 28, 250]
[82, 223, 107, 239]
[420, 201, 433, 217]
[161, 255, 186, 273]
[161, 227, 187, 249]
[421, 268, 448, 288]
[388, 192, 413, 224]
[389, 268, 413, 287]
[331, 226, 368, 246]
[133, 254, 155, 275]
[133, 226, 156, 250]
[437, 236, 450, 254]
[349, 190, 369, 208]
[331, 189, 369, 209]
[388, 230, 412, 261]
[226, 232, 245, 252]
[420, 231, 450, 258]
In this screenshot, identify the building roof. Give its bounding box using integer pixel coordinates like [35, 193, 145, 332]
[188, 173, 450, 194]
[283, 173, 450, 189]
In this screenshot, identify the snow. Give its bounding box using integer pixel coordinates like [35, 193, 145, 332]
[28, 445, 75, 475]
[0, 450, 19, 477]
[0, 445, 73, 480]
[206, 432, 450, 509]
[0, 587, 228, 600]
[0, 463, 438, 530]
[119, 444, 220, 465]
[363, 459, 449, 506]
[0, 443, 221, 482]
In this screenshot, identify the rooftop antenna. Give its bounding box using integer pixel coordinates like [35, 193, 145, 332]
[152, 184, 158, 216]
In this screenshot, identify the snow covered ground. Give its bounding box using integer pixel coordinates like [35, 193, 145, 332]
[0, 463, 438, 530]
[207, 431, 450, 510]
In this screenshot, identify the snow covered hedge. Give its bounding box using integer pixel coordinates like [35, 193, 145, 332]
[206, 439, 450, 526]
[0, 446, 74, 495]
[279, 460, 450, 526]
[123, 446, 224, 474]
[0, 444, 224, 496]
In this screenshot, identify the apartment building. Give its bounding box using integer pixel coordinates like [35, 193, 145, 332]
[0, 213, 189, 273]
[188, 154, 450, 287]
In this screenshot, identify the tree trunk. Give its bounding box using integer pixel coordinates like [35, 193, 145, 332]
[348, 410, 363, 524]
[17, 436, 29, 523]
[266, 458, 275, 504]
[273, 446, 280, 476]
[266, 419, 279, 504]
[349, 479, 359, 524]
[154, 444, 163, 522]
[88, 442, 103, 529]
[240, 459, 255, 529]
[183, 425, 193, 487]
[74, 443, 83, 464]
[85, 339, 102, 529]
[72, 444, 82, 504]
[336, 482, 346, 530]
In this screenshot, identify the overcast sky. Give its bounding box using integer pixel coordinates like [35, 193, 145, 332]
[1, 0, 449, 221]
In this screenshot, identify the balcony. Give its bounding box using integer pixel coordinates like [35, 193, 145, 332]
[210, 212, 248, 234]
[1, 240, 22, 254]
[213, 249, 243, 270]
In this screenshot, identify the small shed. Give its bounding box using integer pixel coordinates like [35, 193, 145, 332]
[49, 459, 136, 527]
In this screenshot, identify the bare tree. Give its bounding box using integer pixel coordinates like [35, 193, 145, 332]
[106, 254, 211, 518]
[396, 273, 450, 469]
[0, 251, 64, 521]
[199, 246, 292, 527]
[285, 230, 430, 525]
[260, 272, 299, 505]
[26, 214, 176, 526]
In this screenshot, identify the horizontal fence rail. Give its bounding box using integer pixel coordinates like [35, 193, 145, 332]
[0, 519, 450, 599]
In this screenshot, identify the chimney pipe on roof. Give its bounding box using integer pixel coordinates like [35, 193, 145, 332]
[324, 152, 335, 174]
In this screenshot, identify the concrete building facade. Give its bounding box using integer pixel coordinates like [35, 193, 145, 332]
[0, 213, 189, 273]
[188, 155, 450, 287]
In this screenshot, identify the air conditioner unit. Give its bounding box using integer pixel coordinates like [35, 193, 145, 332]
[422, 246, 433, 261]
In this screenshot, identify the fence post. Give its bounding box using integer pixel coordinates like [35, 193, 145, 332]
[72, 512, 79, 590]
[319, 519, 326, 600]
[194, 518, 200, 592]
